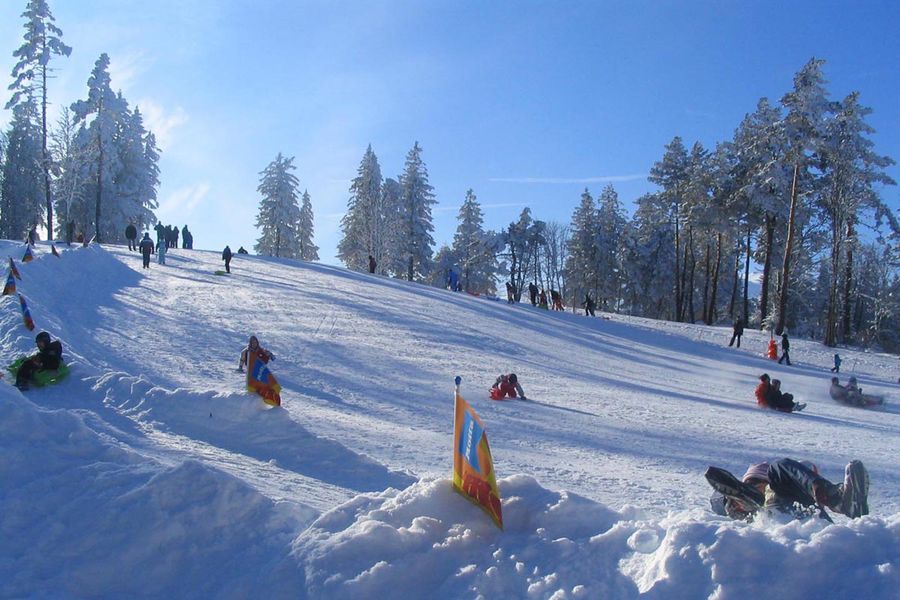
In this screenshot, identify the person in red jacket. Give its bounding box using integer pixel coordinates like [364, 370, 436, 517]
[755, 373, 771, 408]
[490, 373, 527, 400]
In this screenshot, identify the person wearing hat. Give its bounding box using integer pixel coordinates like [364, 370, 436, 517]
[767, 379, 805, 412]
[754, 374, 772, 408]
[490, 373, 526, 400]
[138, 232, 155, 268]
[829, 377, 850, 403]
[238, 335, 274, 372]
[708, 458, 869, 522]
[14, 331, 63, 391]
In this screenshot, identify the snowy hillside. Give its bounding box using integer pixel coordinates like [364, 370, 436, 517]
[2, 241, 898, 599]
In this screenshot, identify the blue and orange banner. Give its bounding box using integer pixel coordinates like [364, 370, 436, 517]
[22, 246, 34, 263]
[9, 258, 21, 279]
[19, 294, 34, 331]
[453, 385, 503, 529]
[247, 351, 281, 406]
[3, 271, 15, 296]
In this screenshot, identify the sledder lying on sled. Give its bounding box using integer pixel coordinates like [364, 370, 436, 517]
[8, 331, 68, 391]
[706, 458, 869, 523]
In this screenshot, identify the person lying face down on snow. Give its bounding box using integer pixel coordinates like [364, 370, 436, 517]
[238, 335, 275, 372]
[491, 373, 526, 400]
[707, 458, 868, 522]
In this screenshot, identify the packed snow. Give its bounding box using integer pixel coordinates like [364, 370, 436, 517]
[1, 241, 898, 599]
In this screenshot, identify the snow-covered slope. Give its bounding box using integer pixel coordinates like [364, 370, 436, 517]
[1, 241, 898, 599]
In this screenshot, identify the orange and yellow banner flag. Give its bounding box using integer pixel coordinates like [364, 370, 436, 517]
[3, 271, 15, 296]
[19, 294, 34, 331]
[22, 246, 34, 263]
[452, 385, 503, 529]
[9, 258, 21, 279]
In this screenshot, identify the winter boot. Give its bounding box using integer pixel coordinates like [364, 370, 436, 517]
[840, 460, 869, 518]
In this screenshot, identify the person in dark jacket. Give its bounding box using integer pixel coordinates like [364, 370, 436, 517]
[368, 254, 377, 274]
[582, 293, 596, 317]
[766, 378, 805, 412]
[181, 225, 193, 249]
[528, 282, 538, 306]
[222, 245, 233, 273]
[138, 232, 154, 268]
[777, 332, 791, 365]
[14, 331, 63, 391]
[125, 223, 138, 251]
[172, 225, 179, 249]
[550, 289, 563, 311]
[728, 318, 744, 347]
[237, 246, 248, 254]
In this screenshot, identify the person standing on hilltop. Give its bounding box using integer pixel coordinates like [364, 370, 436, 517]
[222, 245, 233, 274]
[777, 332, 791, 365]
[139, 233, 154, 269]
[125, 223, 137, 251]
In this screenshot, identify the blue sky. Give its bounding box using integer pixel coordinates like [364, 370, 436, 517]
[2, 1, 898, 262]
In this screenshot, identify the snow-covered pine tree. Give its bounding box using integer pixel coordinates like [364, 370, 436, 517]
[7, 0, 71, 240]
[775, 57, 835, 335]
[451, 189, 499, 294]
[70, 53, 125, 242]
[620, 192, 676, 319]
[380, 177, 404, 276]
[298, 189, 319, 261]
[397, 142, 436, 281]
[111, 104, 158, 240]
[596, 184, 627, 311]
[649, 136, 690, 321]
[565, 188, 600, 305]
[254, 153, 302, 258]
[338, 145, 383, 271]
[0, 96, 43, 240]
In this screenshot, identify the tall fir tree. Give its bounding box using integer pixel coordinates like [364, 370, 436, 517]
[565, 188, 600, 302]
[451, 189, 499, 294]
[70, 53, 124, 242]
[0, 96, 43, 239]
[254, 153, 302, 258]
[596, 184, 627, 310]
[398, 142, 436, 281]
[7, 0, 71, 240]
[338, 145, 383, 271]
[298, 189, 319, 261]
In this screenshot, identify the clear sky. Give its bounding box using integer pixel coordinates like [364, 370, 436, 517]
[1, 0, 898, 262]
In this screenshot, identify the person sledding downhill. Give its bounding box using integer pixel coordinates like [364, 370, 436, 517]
[11, 331, 66, 391]
[754, 373, 805, 412]
[490, 373, 527, 400]
[831, 376, 885, 408]
[706, 458, 869, 523]
[239, 335, 281, 406]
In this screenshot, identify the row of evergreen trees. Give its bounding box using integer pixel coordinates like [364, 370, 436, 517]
[331, 59, 898, 351]
[0, 1, 161, 244]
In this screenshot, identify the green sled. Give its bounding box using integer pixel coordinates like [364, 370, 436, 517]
[7, 357, 71, 386]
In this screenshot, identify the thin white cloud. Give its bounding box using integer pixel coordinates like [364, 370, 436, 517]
[489, 174, 647, 184]
[158, 183, 210, 217]
[136, 99, 188, 150]
[108, 51, 150, 92]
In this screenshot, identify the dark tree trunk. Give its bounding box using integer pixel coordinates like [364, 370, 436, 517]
[702, 239, 711, 324]
[776, 164, 800, 335]
[743, 222, 751, 323]
[686, 227, 696, 323]
[709, 233, 723, 325]
[759, 212, 775, 327]
[841, 218, 855, 340]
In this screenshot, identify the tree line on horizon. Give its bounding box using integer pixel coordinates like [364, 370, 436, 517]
[1, 2, 896, 351]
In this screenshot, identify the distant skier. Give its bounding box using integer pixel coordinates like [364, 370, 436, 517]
[706, 457, 869, 522]
[138, 233, 154, 268]
[830, 353, 842, 373]
[222, 245, 233, 273]
[125, 223, 137, 251]
[728, 318, 744, 348]
[777, 332, 791, 365]
[368, 254, 376, 274]
[528, 282, 538, 306]
[490, 373, 526, 400]
[13, 331, 63, 391]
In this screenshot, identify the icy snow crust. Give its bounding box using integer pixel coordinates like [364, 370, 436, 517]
[1, 241, 898, 599]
